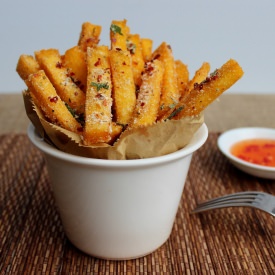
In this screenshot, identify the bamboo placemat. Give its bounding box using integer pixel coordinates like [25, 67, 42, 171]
[0, 133, 274, 274]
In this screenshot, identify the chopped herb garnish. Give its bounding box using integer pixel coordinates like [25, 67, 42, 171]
[65, 103, 85, 126]
[166, 106, 184, 120]
[91, 82, 109, 91]
[65, 102, 76, 116]
[110, 24, 123, 35]
[210, 69, 218, 77]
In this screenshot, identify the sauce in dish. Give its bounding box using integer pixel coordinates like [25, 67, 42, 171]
[230, 139, 275, 167]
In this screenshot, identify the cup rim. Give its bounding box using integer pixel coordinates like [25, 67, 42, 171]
[27, 123, 208, 167]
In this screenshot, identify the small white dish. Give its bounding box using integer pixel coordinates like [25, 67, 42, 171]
[217, 127, 275, 179]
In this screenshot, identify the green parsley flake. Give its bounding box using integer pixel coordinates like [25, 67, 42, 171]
[65, 103, 85, 125]
[210, 69, 218, 77]
[166, 106, 184, 120]
[110, 24, 123, 35]
[91, 82, 109, 91]
[65, 102, 76, 117]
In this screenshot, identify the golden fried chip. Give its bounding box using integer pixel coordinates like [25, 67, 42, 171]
[151, 42, 179, 120]
[186, 62, 210, 94]
[62, 46, 87, 92]
[25, 70, 82, 133]
[109, 122, 123, 144]
[141, 38, 153, 61]
[176, 62, 210, 105]
[175, 60, 189, 99]
[35, 49, 86, 115]
[109, 49, 136, 125]
[83, 46, 113, 145]
[129, 59, 164, 128]
[78, 22, 101, 52]
[110, 19, 130, 51]
[170, 59, 244, 119]
[16, 54, 40, 80]
[127, 34, 145, 87]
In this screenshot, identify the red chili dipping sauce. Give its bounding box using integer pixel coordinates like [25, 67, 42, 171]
[230, 139, 275, 167]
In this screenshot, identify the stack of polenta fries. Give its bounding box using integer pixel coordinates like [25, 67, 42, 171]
[16, 19, 244, 146]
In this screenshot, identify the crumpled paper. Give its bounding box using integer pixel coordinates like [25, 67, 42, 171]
[23, 91, 204, 160]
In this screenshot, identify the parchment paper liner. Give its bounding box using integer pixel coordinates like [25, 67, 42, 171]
[23, 91, 204, 160]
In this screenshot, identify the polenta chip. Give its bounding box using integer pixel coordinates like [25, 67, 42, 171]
[186, 62, 210, 95]
[35, 49, 86, 115]
[109, 48, 136, 125]
[110, 19, 129, 51]
[141, 38, 153, 61]
[151, 42, 179, 120]
[175, 60, 189, 99]
[62, 46, 87, 92]
[83, 46, 113, 145]
[78, 22, 101, 52]
[129, 59, 164, 128]
[171, 59, 244, 119]
[25, 70, 82, 133]
[16, 54, 40, 80]
[127, 34, 145, 87]
[109, 122, 123, 144]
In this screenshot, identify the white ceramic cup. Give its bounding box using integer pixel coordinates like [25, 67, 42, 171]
[27, 123, 208, 260]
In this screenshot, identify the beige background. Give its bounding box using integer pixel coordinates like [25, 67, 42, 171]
[1, 93, 274, 134]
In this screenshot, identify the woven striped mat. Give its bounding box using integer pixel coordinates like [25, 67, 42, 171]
[0, 133, 274, 274]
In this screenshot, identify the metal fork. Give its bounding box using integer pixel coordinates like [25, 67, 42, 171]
[191, 191, 275, 217]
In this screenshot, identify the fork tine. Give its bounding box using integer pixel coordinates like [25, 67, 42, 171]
[194, 191, 262, 208]
[191, 202, 259, 213]
[191, 191, 275, 216]
[195, 197, 256, 208]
